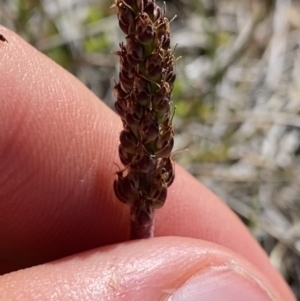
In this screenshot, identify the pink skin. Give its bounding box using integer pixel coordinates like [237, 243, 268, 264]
[0, 26, 296, 301]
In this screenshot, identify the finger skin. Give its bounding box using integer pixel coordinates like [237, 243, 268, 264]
[0, 26, 295, 301]
[0, 237, 285, 301]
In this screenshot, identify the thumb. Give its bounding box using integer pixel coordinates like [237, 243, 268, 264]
[0, 237, 288, 301]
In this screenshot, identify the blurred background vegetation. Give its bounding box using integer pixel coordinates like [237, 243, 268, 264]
[1, 0, 300, 298]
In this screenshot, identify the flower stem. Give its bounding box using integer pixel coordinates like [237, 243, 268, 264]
[130, 205, 154, 239]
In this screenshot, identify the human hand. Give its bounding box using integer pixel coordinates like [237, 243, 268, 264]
[0, 27, 296, 301]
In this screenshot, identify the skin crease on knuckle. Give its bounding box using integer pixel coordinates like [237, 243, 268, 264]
[0, 27, 296, 301]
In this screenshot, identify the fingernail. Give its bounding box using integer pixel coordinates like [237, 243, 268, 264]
[168, 265, 276, 301]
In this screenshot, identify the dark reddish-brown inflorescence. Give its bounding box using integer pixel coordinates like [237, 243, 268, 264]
[112, 0, 176, 239]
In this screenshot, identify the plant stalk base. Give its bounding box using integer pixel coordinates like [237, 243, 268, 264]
[130, 206, 154, 239]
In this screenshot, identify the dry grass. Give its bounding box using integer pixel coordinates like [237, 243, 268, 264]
[1, 0, 300, 298]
